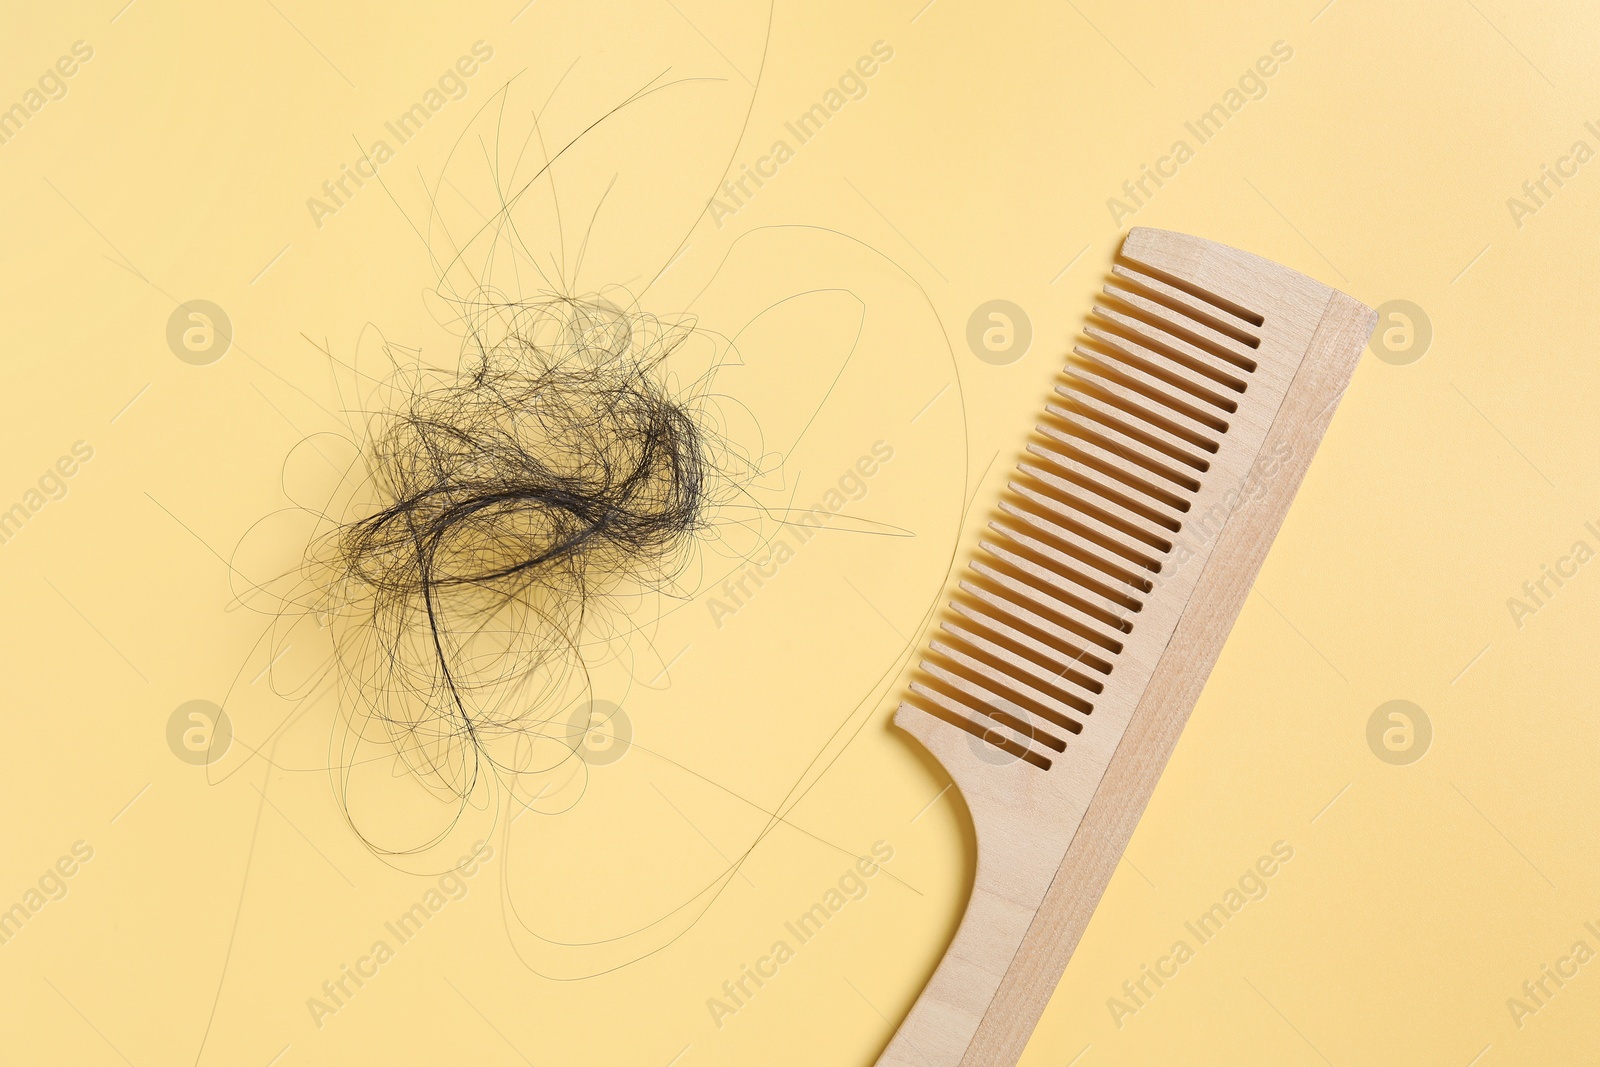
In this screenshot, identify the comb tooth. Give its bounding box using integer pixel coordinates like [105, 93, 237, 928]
[1036, 415, 1203, 495]
[984, 522, 1142, 612]
[960, 559, 1126, 659]
[977, 539, 1132, 635]
[1099, 283, 1260, 374]
[955, 579, 1112, 680]
[1043, 396, 1203, 470]
[922, 647, 1075, 745]
[1025, 438, 1192, 520]
[1113, 251, 1267, 328]
[1070, 348, 1229, 435]
[1110, 263, 1262, 349]
[998, 486, 1164, 585]
[1087, 313, 1248, 401]
[916, 665, 1078, 743]
[907, 681, 1055, 769]
[1085, 316, 1241, 412]
[947, 600, 1103, 702]
[934, 627, 1088, 716]
[1059, 370, 1220, 455]
[915, 659, 1088, 726]
[1012, 466, 1171, 555]
[933, 627, 1094, 721]
[994, 501, 1152, 593]
[1087, 309, 1248, 396]
[928, 654, 1081, 746]
[926, 643, 1086, 737]
[1021, 444, 1187, 533]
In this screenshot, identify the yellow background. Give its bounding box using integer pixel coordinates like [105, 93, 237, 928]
[1, 0, 1596, 1064]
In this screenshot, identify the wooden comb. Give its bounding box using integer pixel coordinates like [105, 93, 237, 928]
[877, 227, 1376, 1066]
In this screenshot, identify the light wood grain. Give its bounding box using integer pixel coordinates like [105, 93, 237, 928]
[875, 229, 1376, 1067]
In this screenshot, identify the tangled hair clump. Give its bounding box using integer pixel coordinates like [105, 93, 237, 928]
[319, 293, 740, 837]
[344, 301, 707, 623]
